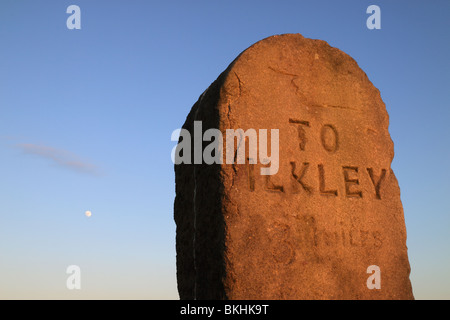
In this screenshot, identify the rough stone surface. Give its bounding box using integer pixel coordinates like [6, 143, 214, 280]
[174, 34, 414, 300]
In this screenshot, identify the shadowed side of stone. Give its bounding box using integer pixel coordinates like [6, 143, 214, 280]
[174, 33, 414, 300]
[174, 71, 230, 299]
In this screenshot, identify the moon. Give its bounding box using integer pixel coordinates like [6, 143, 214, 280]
[85, 210, 92, 217]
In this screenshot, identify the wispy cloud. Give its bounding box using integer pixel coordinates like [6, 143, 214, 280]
[16, 143, 102, 176]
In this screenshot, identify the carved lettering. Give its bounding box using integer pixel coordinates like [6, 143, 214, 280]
[342, 166, 363, 198]
[320, 124, 339, 153]
[265, 174, 284, 193]
[360, 230, 370, 247]
[349, 229, 358, 247]
[248, 162, 387, 200]
[318, 164, 337, 196]
[289, 119, 310, 151]
[247, 158, 255, 192]
[243, 120, 388, 200]
[372, 231, 383, 248]
[306, 226, 383, 248]
[367, 168, 387, 200]
[296, 216, 383, 248]
[290, 161, 312, 194]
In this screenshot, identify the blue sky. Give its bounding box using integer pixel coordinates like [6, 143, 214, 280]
[0, 1, 449, 299]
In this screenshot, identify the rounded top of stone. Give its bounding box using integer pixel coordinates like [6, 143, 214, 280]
[229, 33, 369, 86]
[216, 33, 382, 116]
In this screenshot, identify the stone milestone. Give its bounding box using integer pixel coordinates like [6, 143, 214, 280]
[174, 34, 414, 299]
